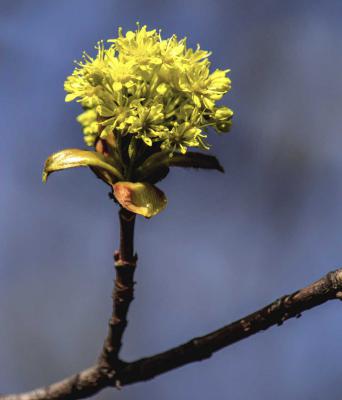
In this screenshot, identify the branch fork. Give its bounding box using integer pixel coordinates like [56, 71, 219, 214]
[1, 215, 342, 400]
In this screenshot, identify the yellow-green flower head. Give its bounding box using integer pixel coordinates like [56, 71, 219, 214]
[64, 24, 233, 154]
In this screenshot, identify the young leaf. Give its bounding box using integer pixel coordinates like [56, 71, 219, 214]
[113, 182, 167, 218]
[90, 166, 118, 186]
[138, 151, 170, 172]
[42, 149, 124, 184]
[169, 152, 224, 172]
[144, 166, 170, 184]
[134, 151, 170, 183]
[135, 151, 224, 183]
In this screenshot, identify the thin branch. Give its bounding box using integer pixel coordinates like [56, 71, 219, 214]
[118, 208, 136, 263]
[99, 208, 137, 368]
[1, 268, 342, 400]
[118, 268, 342, 384]
[0, 367, 108, 400]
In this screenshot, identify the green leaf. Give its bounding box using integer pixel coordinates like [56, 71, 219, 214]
[169, 152, 224, 172]
[144, 166, 170, 184]
[90, 166, 118, 186]
[138, 151, 170, 171]
[113, 181, 167, 218]
[136, 151, 224, 183]
[42, 148, 124, 184]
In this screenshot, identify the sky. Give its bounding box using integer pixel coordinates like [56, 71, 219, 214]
[1, 1, 342, 399]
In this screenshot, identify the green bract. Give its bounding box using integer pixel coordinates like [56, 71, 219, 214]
[43, 24, 233, 217]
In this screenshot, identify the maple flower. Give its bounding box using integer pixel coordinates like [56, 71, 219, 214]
[64, 24, 233, 152]
[44, 24, 234, 218]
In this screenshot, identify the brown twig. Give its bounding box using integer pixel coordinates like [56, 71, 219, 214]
[99, 208, 137, 370]
[1, 266, 342, 400]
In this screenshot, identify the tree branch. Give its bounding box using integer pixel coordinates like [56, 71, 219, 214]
[99, 208, 137, 369]
[118, 268, 342, 384]
[0, 367, 110, 400]
[2, 268, 342, 400]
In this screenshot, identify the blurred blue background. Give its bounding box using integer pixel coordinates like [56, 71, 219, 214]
[1, 0, 342, 399]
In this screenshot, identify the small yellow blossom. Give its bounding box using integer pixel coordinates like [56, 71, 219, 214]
[64, 24, 233, 152]
[44, 24, 233, 218]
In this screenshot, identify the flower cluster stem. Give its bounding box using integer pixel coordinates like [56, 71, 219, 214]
[99, 208, 137, 370]
[119, 207, 136, 262]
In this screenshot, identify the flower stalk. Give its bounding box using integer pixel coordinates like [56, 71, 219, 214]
[118, 208, 136, 263]
[99, 208, 137, 370]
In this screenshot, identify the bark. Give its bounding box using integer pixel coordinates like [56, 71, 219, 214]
[99, 208, 136, 370]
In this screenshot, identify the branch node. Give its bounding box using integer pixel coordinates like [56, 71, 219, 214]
[327, 269, 342, 291]
[115, 380, 122, 390]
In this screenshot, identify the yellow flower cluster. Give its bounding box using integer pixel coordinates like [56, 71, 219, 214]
[64, 24, 233, 154]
